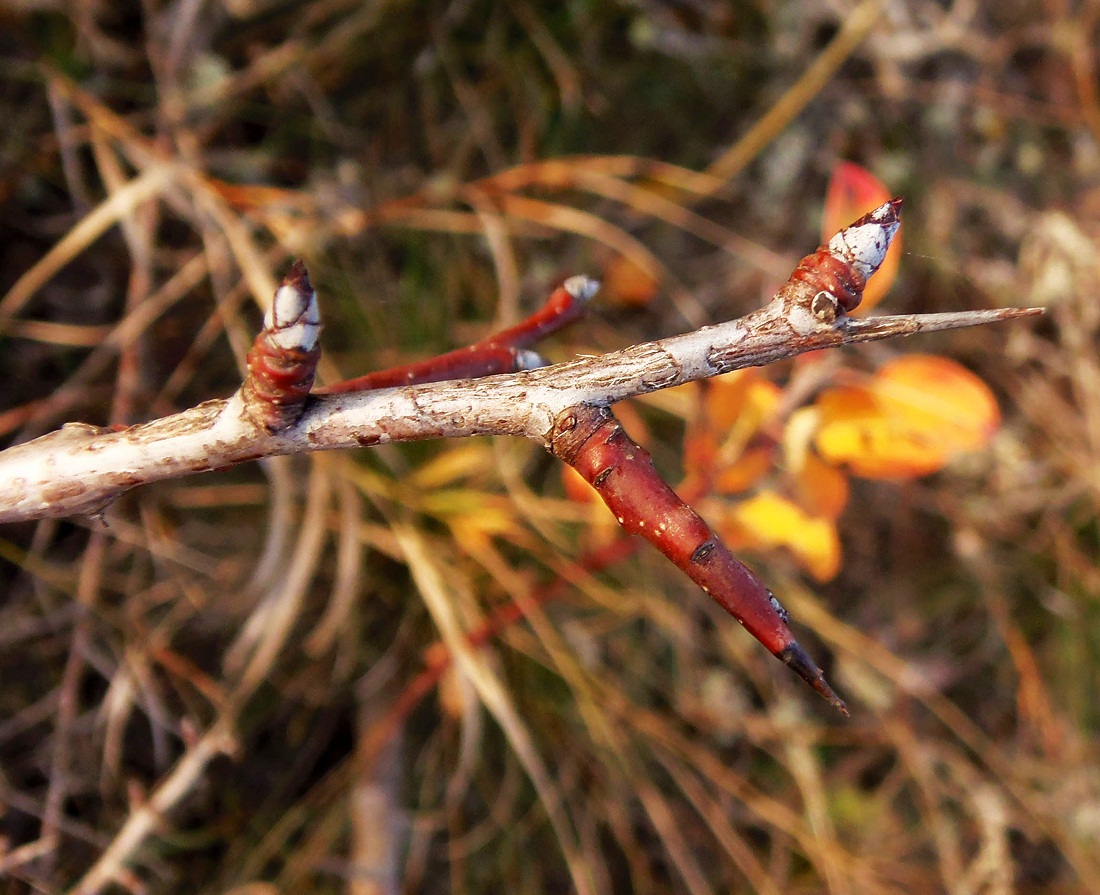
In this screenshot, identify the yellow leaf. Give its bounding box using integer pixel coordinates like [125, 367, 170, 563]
[719, 491, 841, 582]
[783, 407, 850, 518]
[813, 355, 1000, 479]
[822, 162, 902, 314]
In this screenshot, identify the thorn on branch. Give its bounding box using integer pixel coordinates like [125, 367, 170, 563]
[549, 403, 848, 714]
[241, 260, 322, 432]
[0, 199, 1044, 715]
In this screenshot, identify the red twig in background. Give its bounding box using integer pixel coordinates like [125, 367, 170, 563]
[477, 275, 600, 349]
[314, 344, 543, 393]
[315, 275, 599, 394]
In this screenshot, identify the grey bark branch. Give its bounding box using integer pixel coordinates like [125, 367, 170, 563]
[0, 301, 1039, 524]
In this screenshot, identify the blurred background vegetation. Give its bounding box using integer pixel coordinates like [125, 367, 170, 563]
[2, 1, 1099, 893]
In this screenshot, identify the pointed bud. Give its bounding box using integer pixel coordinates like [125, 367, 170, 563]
[827, 198, 903, 284]
[789, 198, 903, 314]
[242, 260, 322, 432]
[264, 260, 321, 351]
[562, 275, 601, 304]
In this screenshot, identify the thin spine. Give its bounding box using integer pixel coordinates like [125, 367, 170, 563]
[315, 276, 598, 395]
[550, 404, 847, 714]
[241, 260, 321, 432]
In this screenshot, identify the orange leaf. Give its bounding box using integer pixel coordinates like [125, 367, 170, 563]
[702, 369, 781, 434]
[719, 491, 841, 582]
[875, 355, 1000, 450]
[822, 162, 902, 313]
[684, 370, 781, 487]
[602, 253, 660, 307]
[792, 451, 850, 519]
[562, 463, 600, 504]
[813, 355, 1000, 479]
[713, 445, 774, 494]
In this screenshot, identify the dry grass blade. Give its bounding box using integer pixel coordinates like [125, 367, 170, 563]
[303, 469, 365, 659]
[0, 166, 175, 326]
[69, 719, 239, 895]
[705, 0, 885, 185]
[391, 522, 597, 895]
[654, 753, 784, 895]
[785, 581, 1100, 892]
[474, 156, 729, 198]
[226, 459, 332, 691]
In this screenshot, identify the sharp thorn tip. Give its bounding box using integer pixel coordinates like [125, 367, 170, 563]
[778, 641, 848, 716]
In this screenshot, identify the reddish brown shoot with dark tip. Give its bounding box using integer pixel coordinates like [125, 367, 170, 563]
[551, 404, 847, 714]
[294, 199, 905, 714]
[315, 279, 593, 394]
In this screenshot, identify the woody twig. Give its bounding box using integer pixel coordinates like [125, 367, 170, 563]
[0, 201, 1042, 706]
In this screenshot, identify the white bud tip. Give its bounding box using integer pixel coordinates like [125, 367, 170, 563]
[563, 275, 601, 303]
[515, 349, 548, 371]
[827, 198, 902, 282]
[264, 267, 321, 351]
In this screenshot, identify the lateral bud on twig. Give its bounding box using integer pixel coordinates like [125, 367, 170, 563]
[790, 197, 903, 315]
[241, 260, 322, 432]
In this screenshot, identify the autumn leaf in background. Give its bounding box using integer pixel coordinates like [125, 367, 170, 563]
[812, 355, 1001, 479]
[684, 371, 844, 582]
[600, 252, 661, 308]
[719, 491, 842, 583]
[682, 369, 780, 496]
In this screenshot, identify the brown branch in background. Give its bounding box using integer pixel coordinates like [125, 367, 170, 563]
[315, 275, 599, 394]
[240, 260, 321, 432]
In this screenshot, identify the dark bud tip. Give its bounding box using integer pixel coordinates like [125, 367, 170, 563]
[846, 196, 903, 232]
[285, 258, 311, 290]
[779, 642, 849, 716]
